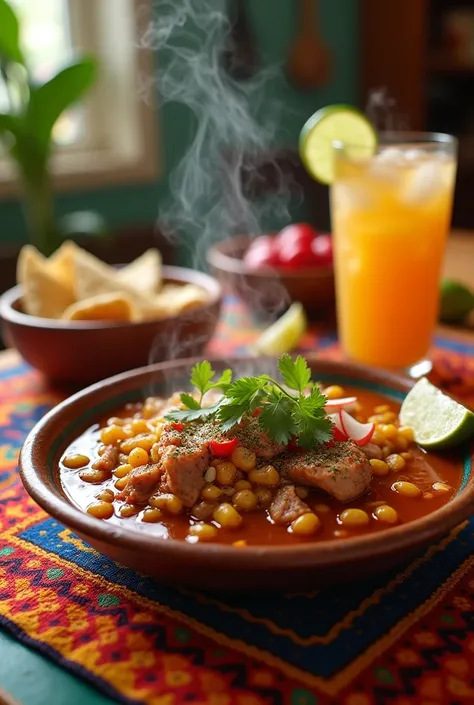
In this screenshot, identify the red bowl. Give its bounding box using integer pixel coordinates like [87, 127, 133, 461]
[207, 235, 335, 321]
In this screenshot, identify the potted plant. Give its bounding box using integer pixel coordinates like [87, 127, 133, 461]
[0, 0, 98, 255]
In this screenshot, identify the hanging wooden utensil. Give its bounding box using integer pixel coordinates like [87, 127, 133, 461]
[221, 0, 258, 80]
[287, 0, 332, 89]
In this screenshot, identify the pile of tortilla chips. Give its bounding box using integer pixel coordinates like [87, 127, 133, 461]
[17, 241, 210, 322]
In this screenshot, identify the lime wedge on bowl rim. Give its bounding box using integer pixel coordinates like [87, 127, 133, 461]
[252, 302, 307, 356]
[399, 377, 474, 450]
[299, 105, 378, 185]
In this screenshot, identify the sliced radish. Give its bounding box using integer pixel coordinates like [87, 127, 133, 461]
[325, 396, 357, 412]
[328, 413, 349, 441]
[339, 409, 375, 446]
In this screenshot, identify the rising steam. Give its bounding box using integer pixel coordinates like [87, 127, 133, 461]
[141, 0, 294, 272]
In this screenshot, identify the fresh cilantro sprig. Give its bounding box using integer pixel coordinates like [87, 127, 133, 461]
[165, 354, 333, 449]
[165, 361, 232, 422]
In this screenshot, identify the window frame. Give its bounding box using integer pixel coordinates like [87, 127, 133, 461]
[0, 0, 159, 197]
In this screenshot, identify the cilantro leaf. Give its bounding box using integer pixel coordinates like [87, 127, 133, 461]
[224, 376, 268, 407]
[210, 368, 232, 392]
[166, 403, 221, 423]
[258, 390, 297, 445]
[179, 393, 201, 410]
[291, 387, 333, 448]
[190, 361, 215, 397]
[278, 354, 311, 393]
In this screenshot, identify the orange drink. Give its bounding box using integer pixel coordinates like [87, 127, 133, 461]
[330, 134, 457, 370]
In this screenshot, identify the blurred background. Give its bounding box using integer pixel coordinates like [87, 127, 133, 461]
[0, 0, 473, 293]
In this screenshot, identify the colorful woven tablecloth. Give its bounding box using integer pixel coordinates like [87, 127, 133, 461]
[2, 296, 474, 705]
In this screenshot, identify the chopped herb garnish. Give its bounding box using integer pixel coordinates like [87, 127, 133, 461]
[165, 354, 333, 450]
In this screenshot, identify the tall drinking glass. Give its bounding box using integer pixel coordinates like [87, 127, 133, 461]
[330, 133, 458, 374]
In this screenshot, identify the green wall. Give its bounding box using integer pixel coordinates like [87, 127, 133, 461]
[0, 0, 359, 257]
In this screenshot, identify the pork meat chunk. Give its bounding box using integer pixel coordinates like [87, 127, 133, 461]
[278, 441, 372, 502]
[122, 463, 162, 505]
[269, 485, 311, 525]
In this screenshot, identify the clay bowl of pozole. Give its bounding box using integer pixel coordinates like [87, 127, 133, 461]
[19, 356, 474, 592]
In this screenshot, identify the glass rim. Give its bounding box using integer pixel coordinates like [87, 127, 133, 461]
[333, 131, 458, 152]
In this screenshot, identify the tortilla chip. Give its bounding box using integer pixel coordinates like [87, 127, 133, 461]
[62, 292, 136, 322]
[117, 248, 162, 294]
[147, 283, 210, 318]
[71, 247, 158, 319]
[17, 245, 76, 318]
[48, 240, 79, 295]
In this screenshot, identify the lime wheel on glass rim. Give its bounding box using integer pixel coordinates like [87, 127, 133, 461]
[299, 104, 378, 184]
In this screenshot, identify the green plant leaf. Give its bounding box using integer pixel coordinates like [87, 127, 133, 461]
[26, 57, 97, 152]
[0, 111, 19, 134]
[0, 0, 24, 64]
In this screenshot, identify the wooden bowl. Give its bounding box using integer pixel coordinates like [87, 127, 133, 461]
[0, 266, 222, 385]
[207, 235, 335, 321]
[19, 356, 474, 593]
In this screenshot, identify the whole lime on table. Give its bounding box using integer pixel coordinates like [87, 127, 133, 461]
[439, 279, 474, 324]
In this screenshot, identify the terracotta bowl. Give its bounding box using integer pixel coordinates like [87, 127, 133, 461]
[0, 266, 222, 385]
[19, 356, 474, 593]
[207, 235, 335, 321]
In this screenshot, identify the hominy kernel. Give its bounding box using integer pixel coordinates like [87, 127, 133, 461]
[392, 481, 421, 498]
[233, 540, 247, 547]
[233, 489, 258, 512]
[149, 493, 183, 514]
[191, 501, 216, 521]
[369, 459, 389, 476]
[79, 468, 108, 484]
[401, 452, 412, 460]
[62, 453, 90, 469]
[230, 447, 256, 472]
[131, 419, 149, 435]
[150, 443, 161, 464]
[382, 441, 395, 458]
[324, 385, 344, 400]
[314, 503, 330, 513]
[398, 426, 415, 442]
[114, 477, 129, 490]
[339, 508, 370, 527]
[254, 487, 272, 508]
[380, 423, 398, 440]
[248, 465, 279, 486]
[433, 482, 451, 493]
[381, 411, 398, 424]
[213, 502, 242, 528]
[142, 508, 163, 523]
[374, 505, 399, 524]
[188, 523, 218, 541]
[107, 417, 125, 427]
[113, 463, 132, 478]
[100, 425, 127, 445]
[96, 489, 114, 503]
[235, 479, 252, 491]
[128, 447, 149, 467]
[371, 429, 385, 446]
[374, 405, 390, 414]
[204, 466, 217, 483]
[87, 502, 113, 520]
[211, 458, 224, 468]
[394, 433, 409, 454]
[120, 434, 156, 454]
[386, 454, 406, 472]
[120, 504, 140, 517]
[216, 462, 237, 486]
[201, 484, 222, 501]
[290, 513, 320, 536]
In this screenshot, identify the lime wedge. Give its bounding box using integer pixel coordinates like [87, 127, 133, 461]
[439, 279, 474, 324]
[299, 105, 378, 185]
[399, 377, 474, 450]
[252, 302, 307, 356]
